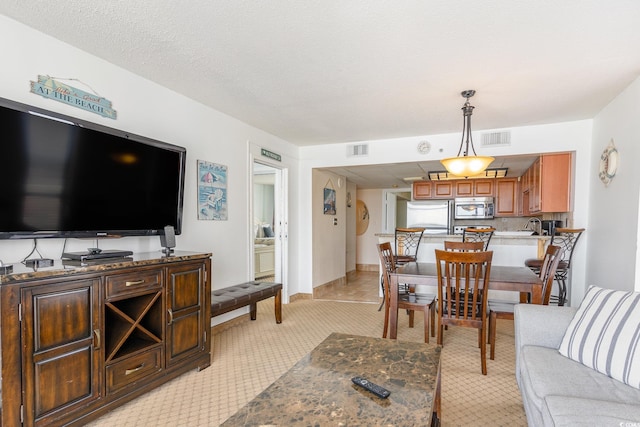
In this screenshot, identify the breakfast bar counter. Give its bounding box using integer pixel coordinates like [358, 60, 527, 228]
[377, 233, 550, 266]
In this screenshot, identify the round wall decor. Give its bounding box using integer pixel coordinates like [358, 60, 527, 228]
[417, 140, 431, 155]
[599, 139, 618, 186]
[356, 200, 369, 235]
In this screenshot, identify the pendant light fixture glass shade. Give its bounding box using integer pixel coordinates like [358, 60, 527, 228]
[440, 90, 494, 177]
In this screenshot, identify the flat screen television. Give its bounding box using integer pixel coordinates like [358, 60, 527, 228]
[0, 97, 186, 240]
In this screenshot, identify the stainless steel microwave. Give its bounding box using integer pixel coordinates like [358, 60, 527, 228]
[454, 197, 494, 220]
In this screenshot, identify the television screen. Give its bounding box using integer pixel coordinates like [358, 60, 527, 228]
[0, 97, 186, 240]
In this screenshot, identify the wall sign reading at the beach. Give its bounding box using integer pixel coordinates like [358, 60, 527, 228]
[30, 75, 117, 119]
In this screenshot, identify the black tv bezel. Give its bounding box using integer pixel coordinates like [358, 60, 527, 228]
[0, 96, 187, 240]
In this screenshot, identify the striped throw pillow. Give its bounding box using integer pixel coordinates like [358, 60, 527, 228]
[558, 286, 640, 389]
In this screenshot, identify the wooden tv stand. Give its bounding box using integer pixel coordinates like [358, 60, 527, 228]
[0, 251, 211, 426]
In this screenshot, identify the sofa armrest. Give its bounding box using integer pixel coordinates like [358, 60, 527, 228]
[514, 304, 577, 350]
[514, 304, 577, 385]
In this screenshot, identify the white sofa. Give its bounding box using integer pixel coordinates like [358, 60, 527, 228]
[514, 304, 640, 426]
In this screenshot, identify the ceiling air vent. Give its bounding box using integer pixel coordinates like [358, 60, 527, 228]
[481, 131, 511, 147]
[346, 143, 369, 157]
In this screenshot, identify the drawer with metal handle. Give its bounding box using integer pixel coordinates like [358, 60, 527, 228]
[105, 345, 163, 394]
[105, 268, 163, 299]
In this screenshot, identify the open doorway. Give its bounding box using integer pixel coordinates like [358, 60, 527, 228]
[252, 161, 287, 299]
[382, 189, 412, 232]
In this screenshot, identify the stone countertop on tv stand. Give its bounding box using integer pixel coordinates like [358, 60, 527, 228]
[0, 251, 211, 285]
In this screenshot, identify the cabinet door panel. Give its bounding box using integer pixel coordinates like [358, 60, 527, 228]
[166, 262, 206, 367]
[169, 312, 201, 357]
[433, 182, 454, 198]
[35, 347, 94, 416]
[455, 181, 473, 197]
[412, 181, 432, 199]
[34, 288, 92, 351]
[495, 178, 519, 217]
[22, 279, 101, 425]
[474, 179, 494, 196]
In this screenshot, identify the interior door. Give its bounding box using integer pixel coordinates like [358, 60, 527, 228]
[383, 191, 398, 233]
[252, 160, 288, 302]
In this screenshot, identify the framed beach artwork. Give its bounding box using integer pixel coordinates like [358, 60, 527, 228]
[323, 187, 336, 215]
[197, 160, 228, 220]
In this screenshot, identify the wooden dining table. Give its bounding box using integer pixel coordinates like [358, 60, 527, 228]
[388, 262, 542, 340]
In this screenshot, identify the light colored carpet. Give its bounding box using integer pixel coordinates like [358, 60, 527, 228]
[88, 298, 527, 426]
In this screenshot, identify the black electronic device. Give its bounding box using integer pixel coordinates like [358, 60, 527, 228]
[351, 377, 391, 399]
[160, 225, 176, 254]
[62, 250, 134, 261]
[25, 258, 55, 268]
[0, 261, 13, 275]
[0, 97, 186, 240]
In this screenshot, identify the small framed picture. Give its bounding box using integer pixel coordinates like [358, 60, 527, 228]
[197, 160, 228, 220]
[323, 187, 336, 215]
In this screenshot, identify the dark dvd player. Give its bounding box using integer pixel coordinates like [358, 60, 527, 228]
[62, 250, 134, 261]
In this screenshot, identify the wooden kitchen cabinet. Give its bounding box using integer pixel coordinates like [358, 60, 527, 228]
[454, 179, 494, 197]
[0, 253, 211, 427]
[433, 181, 454, 198]
[495, 178, 519, 217]
[414, 179, 493, 199]
[527, 153, 572, 213]
[413, 180, 454, 199]
[412, 181, 432, 199]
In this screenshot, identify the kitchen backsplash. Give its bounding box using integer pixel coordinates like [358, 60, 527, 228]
[453, 213, 569, 234]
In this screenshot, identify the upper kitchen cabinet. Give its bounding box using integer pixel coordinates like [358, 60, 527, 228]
[433, 181, 454, 198]
[454, 179, 494, 197]
[526, 152, 572, 213]
[495, 178, 519, 217]
[412, 181, 432, 199]
[412, 181, 454, 199]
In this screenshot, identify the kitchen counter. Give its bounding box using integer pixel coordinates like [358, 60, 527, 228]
[377, 233, 550, 266]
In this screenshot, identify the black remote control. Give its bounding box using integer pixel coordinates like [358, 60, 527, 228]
[351, 376, 390, 398]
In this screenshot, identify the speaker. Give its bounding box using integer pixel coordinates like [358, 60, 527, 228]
[160, 225, 176, 254]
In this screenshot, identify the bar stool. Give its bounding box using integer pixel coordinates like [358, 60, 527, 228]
[394, 227, 426, 266]
[524, 227, 584, 306]
[489, 245, 563, 360]
[462, 227, 495, 251]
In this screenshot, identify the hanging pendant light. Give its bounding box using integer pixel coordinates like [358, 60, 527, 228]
[440, 90, 494, 177]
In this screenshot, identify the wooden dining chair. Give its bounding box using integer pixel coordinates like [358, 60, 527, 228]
[489, 245, 563, 360]
[377, 242, 436, 343]
[444, 240, 484, 252]
[462, 227, 495, 251]
[435, 249, 493, 375]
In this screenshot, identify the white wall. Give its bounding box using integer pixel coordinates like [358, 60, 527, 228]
[589, 76, 640, 292]
[345, 181, 357, 272]
[311, 169, 346, 287]
[0, 17, 300, 306]
[355, 189, 383, 267]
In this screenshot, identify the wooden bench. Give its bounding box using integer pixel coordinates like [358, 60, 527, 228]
[211, 281, 282, 323]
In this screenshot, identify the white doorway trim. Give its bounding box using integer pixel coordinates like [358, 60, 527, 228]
[381, 188, 412, 233]
[250, 156, 289, 304]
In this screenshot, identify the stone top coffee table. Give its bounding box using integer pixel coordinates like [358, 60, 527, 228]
[221, 332, 441, 426]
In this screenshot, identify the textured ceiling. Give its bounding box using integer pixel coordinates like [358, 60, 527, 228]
[3, 0, 640, 147]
